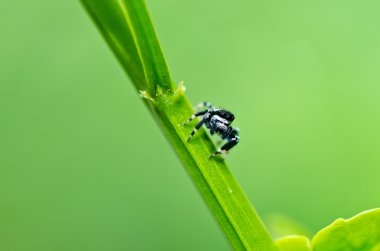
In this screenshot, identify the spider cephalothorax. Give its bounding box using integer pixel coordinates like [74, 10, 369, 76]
[183, 102, 240, 158]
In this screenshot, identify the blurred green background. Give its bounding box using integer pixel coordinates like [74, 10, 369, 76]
[1, 1, 380, 250]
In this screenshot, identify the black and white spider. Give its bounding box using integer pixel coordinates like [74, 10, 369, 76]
[183, 102, 240, 158]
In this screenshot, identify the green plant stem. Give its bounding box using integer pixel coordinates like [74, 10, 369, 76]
[81, 0, 277, 250]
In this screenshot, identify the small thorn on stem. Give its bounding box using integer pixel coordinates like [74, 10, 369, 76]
[138, 90, 155, 103]
[174, 80, 186, 97]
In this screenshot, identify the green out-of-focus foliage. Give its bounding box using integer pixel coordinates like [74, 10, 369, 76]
[275, 235, 311, 251]
[1, 0, 380, 250]
[266, 213, 312, 239]
[275, 209, 380, 251]
[312, 208, 380, 251]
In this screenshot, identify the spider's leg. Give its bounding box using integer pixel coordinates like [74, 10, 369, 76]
[183, 109, 209, 126]
[187, 114, 210, 142]
[194, 101, 213, 111]
[209, 135, 239, 158]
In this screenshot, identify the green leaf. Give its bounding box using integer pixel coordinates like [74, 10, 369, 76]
[80, 0, 277, 250]
[118, 0, 173, 95]
[275, 235, 311, 251]
[81, 0, 147, 91]
[312, 208, 380, 251]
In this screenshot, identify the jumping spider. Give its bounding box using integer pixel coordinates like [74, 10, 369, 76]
[183, 102, 240, 158]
